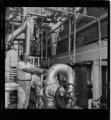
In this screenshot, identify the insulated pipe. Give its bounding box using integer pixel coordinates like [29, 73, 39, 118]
[6, 20, 27, 43]
[45, 64, 75, 108]
[24, 20, 31, 55]
[6, 20, 27, 51]
[6, 16, 33, 55]
[46, 64, 75, 86]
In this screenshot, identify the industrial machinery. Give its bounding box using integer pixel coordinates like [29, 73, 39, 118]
[5, 7, 108, 109]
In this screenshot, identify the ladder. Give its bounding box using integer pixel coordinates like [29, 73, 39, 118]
[9, 57, 17, 82]
[9, 66, 17, 82]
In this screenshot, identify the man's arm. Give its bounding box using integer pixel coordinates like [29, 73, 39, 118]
[29, 66, 47, 75]
[18, 62, 47, 75]
[17, 62, 32, 73]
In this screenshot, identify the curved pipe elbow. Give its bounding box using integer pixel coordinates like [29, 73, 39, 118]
[46, 64, 75, 86]
[6, 20, 27, 43]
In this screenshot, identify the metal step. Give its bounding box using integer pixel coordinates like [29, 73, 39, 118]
[9, 67, 17, 82]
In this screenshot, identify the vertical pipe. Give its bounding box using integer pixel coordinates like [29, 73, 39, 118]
[91, 61, 102, 102]
[18, 40, 19, 62]
[97, 19, 102, 102]
[41, 19, 43, 57]
[46, 32, 48, 58]
[38, 57, 40, 68]
[73, 10, 76, 63]
[24, 20, 31, 55]
[68, 18, 71, 55]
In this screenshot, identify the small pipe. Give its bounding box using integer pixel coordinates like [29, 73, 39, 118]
[97, 18, 102, 101]
[68, 18, 71, 54]
[46, 32, 48, 58]
[73, 11, 76, 64]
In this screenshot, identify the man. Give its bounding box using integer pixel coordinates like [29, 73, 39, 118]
[49, 17, 61, 55]
[17, 53, 46, 109]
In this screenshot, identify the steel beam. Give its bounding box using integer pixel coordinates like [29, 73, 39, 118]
[49, 40, 107, 65]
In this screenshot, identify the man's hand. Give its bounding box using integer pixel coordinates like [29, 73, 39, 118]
[30, 66, 48, 75]
[42, 69, 48, 74]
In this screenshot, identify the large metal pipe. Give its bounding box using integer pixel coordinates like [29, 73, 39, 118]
[46, 64, 75, 86]
[6, 16, 33, 55]
[45, 64, 75, 108]
[6, 20, 27, 51]
[24, 20, 31, 55]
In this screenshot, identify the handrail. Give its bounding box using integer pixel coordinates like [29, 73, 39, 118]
[43, 13, 107, 50]
[44, 8, 107, 35]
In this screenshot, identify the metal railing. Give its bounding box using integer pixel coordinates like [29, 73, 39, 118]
[43, 12, 107, 59]
[29, 56, 49, 67]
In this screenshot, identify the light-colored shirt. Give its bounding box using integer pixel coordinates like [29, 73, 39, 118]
[49, 22, 61, 32]
[17, 61, 34, 80]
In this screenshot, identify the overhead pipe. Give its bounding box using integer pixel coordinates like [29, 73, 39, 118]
[6, 7, 27, 50]
[6, 20, 27, 43]
[6, 20, 27, 51]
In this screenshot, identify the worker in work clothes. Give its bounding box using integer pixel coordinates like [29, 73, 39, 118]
[17, 53, 47, 109]
[49, 17, 61, 55]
